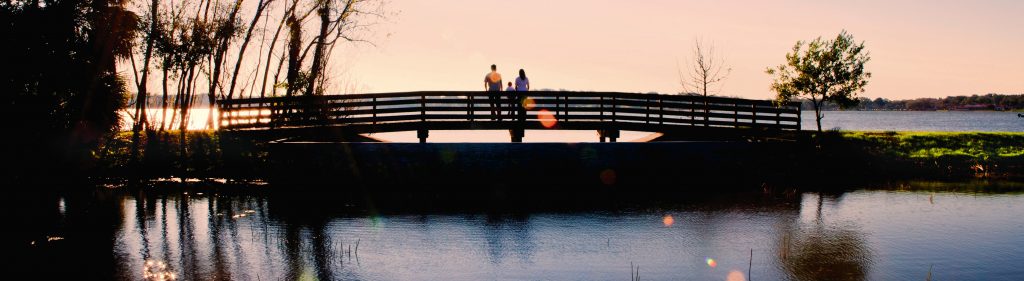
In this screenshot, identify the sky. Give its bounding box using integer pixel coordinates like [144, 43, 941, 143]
[335, 0, 1023, 100]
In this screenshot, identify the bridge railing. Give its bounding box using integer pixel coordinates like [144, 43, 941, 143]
[218, 91, 801, 131]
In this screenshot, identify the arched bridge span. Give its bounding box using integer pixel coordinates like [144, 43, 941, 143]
[218, 91, 801, 142]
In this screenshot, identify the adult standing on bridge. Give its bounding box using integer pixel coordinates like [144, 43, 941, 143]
[485, 64, 503, 120]
[513, 69, 530, 119]
[515, 69, 530, 92]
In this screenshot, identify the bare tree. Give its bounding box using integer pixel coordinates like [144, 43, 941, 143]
[678, 38, 731, 126]
[284, 13, 304, 97]
[123, 0, 386, 135]
[204, 0, 244, 128]
[258, 0, 299, 98]
[130, 0, 160, 162]
[226, 0, 276, 101]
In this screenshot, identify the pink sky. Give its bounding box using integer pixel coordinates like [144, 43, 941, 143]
[338, 0, 1023, 100]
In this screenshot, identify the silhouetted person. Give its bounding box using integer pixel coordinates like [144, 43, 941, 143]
[515, 69, 530, 92]
[514, 69, 530, 121]
[505, 82, 515, 116]
[484, 64, 503, 120]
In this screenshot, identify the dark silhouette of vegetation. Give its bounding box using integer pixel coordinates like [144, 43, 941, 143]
[795, 131, 1024, 181]
[768, 30, 871, 132]
[1, 0, 138, 184]
[678, 38, 731, 126]
[1, 0, 386, 184]
[794, 93, 1024, 111]
[130, 0, 159, 164]
[97, 131, 268, 180]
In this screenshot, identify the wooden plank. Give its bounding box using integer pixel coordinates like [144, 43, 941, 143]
[219, 91, 801, 134]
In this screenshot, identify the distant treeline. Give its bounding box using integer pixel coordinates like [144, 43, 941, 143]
[796, 93, 1024, 111]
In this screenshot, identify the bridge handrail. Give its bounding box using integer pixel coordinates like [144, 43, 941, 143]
[218, 91, 794, 107]
[217, 91, 801, 132]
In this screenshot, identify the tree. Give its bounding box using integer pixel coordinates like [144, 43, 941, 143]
[205, 0, 244, 128]
[767, 30, 871, 132]
[225, 0, 275, 101]
[130, 0, 159, 163]
[0, 0, 137, 183]
[678, 38, 730, 126]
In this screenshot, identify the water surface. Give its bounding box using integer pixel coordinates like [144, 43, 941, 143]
[803, 110, 1023, 132]
[14, 183, 1024, 280]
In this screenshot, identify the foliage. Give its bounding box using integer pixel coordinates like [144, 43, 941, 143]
[795, 93, 1024, 111]
[97, 130, 268, 179]
[1, 0, 137, 183]
[768, 30, 871, 131]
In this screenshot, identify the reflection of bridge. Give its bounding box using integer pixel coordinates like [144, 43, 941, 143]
[219, 91, 801, 142]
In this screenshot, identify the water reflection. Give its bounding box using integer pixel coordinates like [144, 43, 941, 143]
[777, 193, 871, 281]
[10, 182, 1024, 280]
[482, 213, 534, 264]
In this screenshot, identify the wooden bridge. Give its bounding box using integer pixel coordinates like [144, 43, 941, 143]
[218, 91, 801, 142]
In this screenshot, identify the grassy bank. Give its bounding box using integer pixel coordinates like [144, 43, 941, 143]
[94, 130, 1024, 182]
[810, 131, 1024, 180]
[840, 131, 1023, 159]
[96, 130, 268, 181]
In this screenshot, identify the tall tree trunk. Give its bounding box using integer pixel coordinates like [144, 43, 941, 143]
[180, 65, 198, 176]
[207, 0, 245, 129]
[285, 14, 301, 97]
[227, 0, 272, 101]
[305, 2, 330, 96]
[260, 0, 295, 99]
[813, 95, 823, 132]
[160, 64, 170, 132]
[702, 74, 709, 126]
[131, 0, 159, 164]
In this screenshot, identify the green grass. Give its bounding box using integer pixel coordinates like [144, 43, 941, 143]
[97, 130, 266, 179]
[839, 131, 1024, 160]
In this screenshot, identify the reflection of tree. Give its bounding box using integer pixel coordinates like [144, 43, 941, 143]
[777, 194, 871, 281]
[272, 198, 339, 281]
[177, 196, 200, 280]
[310, 220, 336, 281]
[482, 213, 534, 264]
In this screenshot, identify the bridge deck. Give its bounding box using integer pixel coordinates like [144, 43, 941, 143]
[218, 91, 801, 142]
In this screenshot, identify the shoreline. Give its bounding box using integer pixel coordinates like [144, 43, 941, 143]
[77, 130, 1024, 189]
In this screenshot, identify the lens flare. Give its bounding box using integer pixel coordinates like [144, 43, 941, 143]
[726, 270, 746, 281]
[662, 215, 674, 227]
[441, 148, 457, 164]
[599, 169, 616, 185]
[522, 97, 536, 110]
[706, 258, 717, 268]
[538, 109, 557, 128]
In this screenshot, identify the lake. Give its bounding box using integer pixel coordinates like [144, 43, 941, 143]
[10, 182, 1024, 280]
[803, 110, 1023, 132]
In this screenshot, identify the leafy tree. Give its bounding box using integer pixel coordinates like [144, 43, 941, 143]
[1, 0, 137, 183]
[767, 30, 871, 132]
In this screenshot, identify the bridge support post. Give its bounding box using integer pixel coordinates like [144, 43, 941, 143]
[598, 129, 619, 143]
[510, 129, 524, 143]
[417, 129, 429, 143]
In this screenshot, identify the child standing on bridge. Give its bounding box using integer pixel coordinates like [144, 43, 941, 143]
[505, 82, 516, 117]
